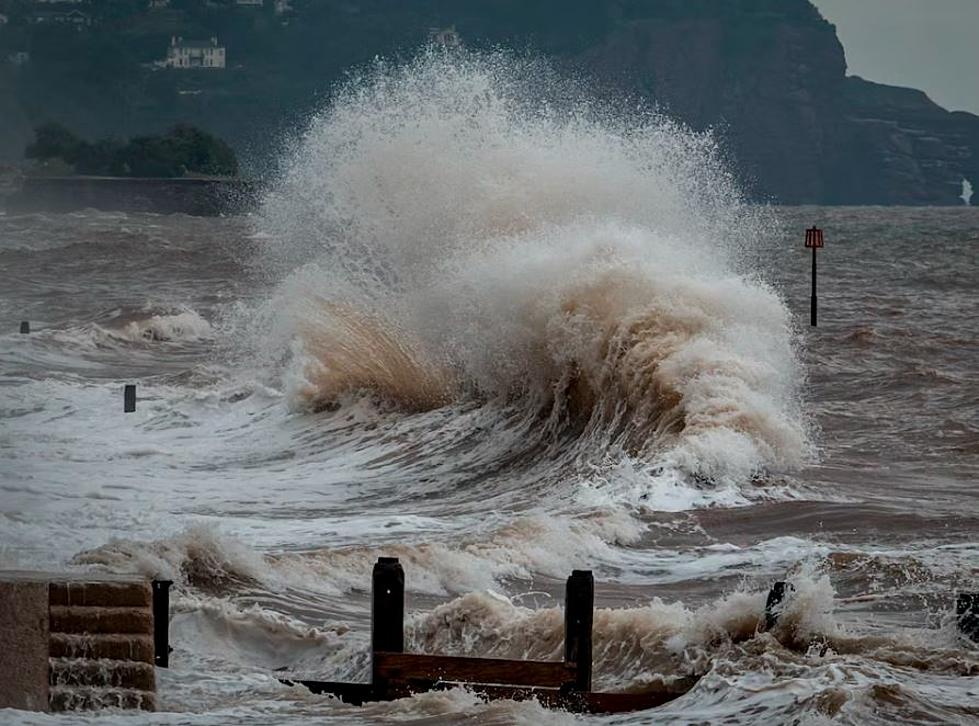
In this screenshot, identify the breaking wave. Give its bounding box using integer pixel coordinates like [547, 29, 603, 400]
[253, 48, 808, 485]
[43, 307, 214, 349]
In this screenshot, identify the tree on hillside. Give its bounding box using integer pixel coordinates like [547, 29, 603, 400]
[23, 123, 239, 177]
[25, 122, 85, 164]
[167, 124, 238, 176]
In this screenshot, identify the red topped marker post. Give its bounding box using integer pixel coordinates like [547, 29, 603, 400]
[805, 226, 824, 326]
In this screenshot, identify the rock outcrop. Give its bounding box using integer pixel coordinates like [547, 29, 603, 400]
[828, 77, 979, 205]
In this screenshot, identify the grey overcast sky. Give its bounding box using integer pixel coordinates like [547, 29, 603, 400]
[812, 0, 979, 115]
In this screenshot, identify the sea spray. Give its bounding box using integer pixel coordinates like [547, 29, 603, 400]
[253, 48, 808, 490]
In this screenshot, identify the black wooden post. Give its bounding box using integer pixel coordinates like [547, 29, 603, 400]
[124, 384, 136, 413]
[151, 579, 172, 668]
[19, 321, 30, 334]
[765, 581, 793, 630]
[371, 557, 405, 686]
[957, 593, 979, 642]
[564, 569, 594, 692]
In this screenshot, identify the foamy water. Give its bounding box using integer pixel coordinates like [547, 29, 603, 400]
[1, 52, 978, 724]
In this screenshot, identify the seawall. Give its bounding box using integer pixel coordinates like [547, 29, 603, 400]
[3, 176, 261, 216]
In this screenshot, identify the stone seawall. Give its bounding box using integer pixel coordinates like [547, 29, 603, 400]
[4, 176, 260, 216]
[0, 572, 159, 712]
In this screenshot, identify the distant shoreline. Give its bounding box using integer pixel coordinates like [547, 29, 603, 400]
[3, 176, 261, 216]
[0, 175, 972, 215]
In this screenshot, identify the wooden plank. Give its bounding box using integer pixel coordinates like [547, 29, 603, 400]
[374, 652, 576, 688]
[581, 680, 700, 714]
[281, 679, 378, 705]
[412, 680, 699, 713]
[282, 675, 701, 713]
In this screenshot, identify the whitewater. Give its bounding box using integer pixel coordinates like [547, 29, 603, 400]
[1, 51, 977, 724]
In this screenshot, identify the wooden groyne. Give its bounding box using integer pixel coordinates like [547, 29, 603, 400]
[281, 557, 699, 714]
[0, 572, 170, 712]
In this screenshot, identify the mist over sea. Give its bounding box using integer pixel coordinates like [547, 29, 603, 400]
[2, 52, 977, 724]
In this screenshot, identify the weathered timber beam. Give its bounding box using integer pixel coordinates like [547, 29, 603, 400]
[373, 651, 576, 688]
[431, 679, 702, 714]
[282, 673, 702, 713]
[280, 680, 379, 705]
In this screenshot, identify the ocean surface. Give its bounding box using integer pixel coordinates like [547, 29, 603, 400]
[2, 54, 978, 724]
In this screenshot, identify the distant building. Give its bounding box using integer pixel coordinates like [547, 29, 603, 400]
[165, 36, 226, 70]
[429, 26, 461, 48]
[235, 0, 263, 6]
[148, 0, 170, 8]
[274, 0, 291, 15]
[30, 9, 92, 26]
[8, 51, 30, 66]
[0, 14, 8, 27]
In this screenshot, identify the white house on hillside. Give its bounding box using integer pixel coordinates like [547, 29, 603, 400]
[430, 26, 461, 48]
[165, 36, 226, 69]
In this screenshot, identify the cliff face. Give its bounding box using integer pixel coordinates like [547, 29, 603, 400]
[569, 1, 977, 204]
[2, 0, 976, 205]
[575, 2, 847, 202]
[827, 78, 979, 205]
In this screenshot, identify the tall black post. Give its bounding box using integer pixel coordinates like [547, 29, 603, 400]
[810, 245, 818, 327]
[19, 321, 30, 334]
[124, 384, 136, 413]
[765, 581, 793, 630]
[371, 557, 404, 684]
[564, 570, 594, 692]
[151, 579, 173, 668]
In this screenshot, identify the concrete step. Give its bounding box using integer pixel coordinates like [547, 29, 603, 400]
[49, 606, 154, 636]
[2, 572, 160, 712]
[49, 658, 155, 691]
[49, 633, 155, 663]
[49, 686, 155, 712]
[49, 580, 151, 608]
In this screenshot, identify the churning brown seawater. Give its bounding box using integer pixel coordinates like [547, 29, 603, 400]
[2, 53, 978, 725]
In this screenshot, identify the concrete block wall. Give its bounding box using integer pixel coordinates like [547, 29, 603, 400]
[0, 573, 157, 712]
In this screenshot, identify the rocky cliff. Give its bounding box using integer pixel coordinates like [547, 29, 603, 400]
[829, 77, 979, 205]
[568, 1, 977, 204]
[1, 0, 975, 205]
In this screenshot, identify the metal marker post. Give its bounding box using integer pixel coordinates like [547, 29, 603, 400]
[805, 227, 824, 326]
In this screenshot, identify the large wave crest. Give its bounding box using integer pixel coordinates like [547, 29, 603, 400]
[254, 49, 807, 484]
